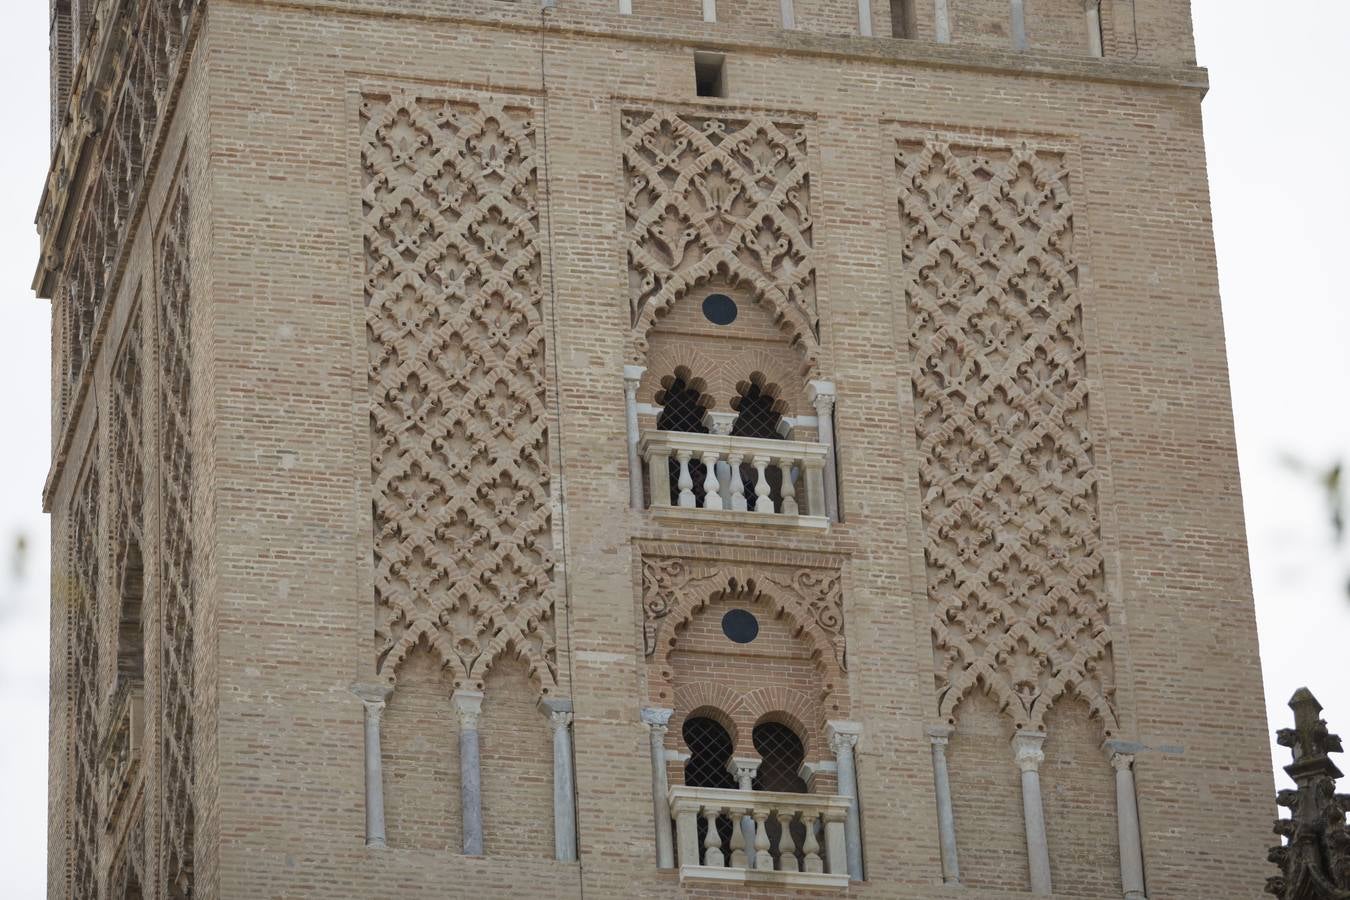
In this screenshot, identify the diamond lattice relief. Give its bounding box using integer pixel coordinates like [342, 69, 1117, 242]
[896, 138, 1117, 733]
[70, 468, 100, 900]
[621, 109, 819, 368]
[158, 181, 195, 898]
[361, 92, 558, 696]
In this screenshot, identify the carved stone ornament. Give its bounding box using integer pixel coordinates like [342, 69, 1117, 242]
[641, 552, 846, 689]
[896, 135, 1117, 734]
[621, 107, 819, 370]
[1268, 688, 1350, 899]
[361, 91, 558, 697]
[70, 466, 100, 900]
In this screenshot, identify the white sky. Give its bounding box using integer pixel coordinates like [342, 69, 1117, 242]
[0, 2, 1346, 896]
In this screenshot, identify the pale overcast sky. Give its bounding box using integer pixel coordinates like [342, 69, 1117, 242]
[1, 2, 1346, 896]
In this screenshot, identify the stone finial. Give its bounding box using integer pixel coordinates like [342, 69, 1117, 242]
[1267, 688, 1350, 899]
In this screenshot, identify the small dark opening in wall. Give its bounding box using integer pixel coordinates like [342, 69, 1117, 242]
[890, 0, 916, 38]
[694, 51, 726, 98]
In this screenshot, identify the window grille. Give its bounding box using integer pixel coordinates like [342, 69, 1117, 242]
[751, 722, 808, 793]
[657, 375, 712, 507]
[683, 716, 736, 864]
[730, 380, 783, 439]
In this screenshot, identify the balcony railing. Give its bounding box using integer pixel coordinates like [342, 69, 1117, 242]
[640, 431, 829, 527]
[668, 786, 851, 889]
[100, 681, 144, 830]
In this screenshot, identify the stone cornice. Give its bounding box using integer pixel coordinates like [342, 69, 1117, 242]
[225, 0, 1209, 93]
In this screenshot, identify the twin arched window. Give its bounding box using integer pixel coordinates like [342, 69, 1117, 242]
[682, 716, 806, 793]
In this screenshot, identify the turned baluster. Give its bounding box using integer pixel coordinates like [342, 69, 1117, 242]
[728, 804, 747, 868]
[703, 808, 725, 867]
[776, 811, 801, 872]
[753, 810, 773, 870]
[778, 460, 798, 515]
[751, 455, 774, 513]
[701, 451, 722, 510]
[802, 812, 823, 873]
[728, 453, 747, 511]
[676, 450, 696, 508]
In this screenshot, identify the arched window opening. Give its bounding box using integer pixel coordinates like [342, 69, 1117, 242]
[656, 370, 711, 434]
[730, 375, 785, 439]
[683, 716, 737, 864]
[657, 370, 713, 507]
[751, 721, 807, 793]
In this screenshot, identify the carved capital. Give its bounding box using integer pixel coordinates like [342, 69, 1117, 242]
[827, 720, 862, 756]
[728, 756, 762, 786]
[623, 364, 647, 397]
[451, 690, 485, 731]
[807, 379, 836, 417]
[926, 723, 955, 747]
[1011, 732, 1047, 773]
[641, 706, 674, 733]
[540, 697, 574, 733]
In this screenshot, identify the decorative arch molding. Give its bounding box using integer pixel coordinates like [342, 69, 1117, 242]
[621, 107, 821, 374]
[639, 547, 847, 702]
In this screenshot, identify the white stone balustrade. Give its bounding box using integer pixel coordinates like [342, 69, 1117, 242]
[668, 786, 851, 889]
[640, 431, 829, 527]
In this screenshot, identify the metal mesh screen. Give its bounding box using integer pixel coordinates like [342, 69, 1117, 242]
[751, 722, 807, 793]
[656, 376, 710, 433]
[683, 717, 737, 789]
[731, 381, 783, 439]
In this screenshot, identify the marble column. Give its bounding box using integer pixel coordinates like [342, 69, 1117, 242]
[926, 724, 960, 884]
[452, 689, 485, 856]
[1012, 731, 1051, 895]
[624, 365, 646, 510]
[702, 0, 716, 22]
[780, 0, 796, 28]
[934, 0, 951, 41]
[642, 707, 676, 868]
[827, 720, 864, 880]
[1086, 0, 1104, 56]
[353, 683, 394, 848]
[542, 698, 577, 862]
[857, 0, 874, 35]
[1011, 0, 1028, 49]
[619, 0, 632, 12]
[807, 380, 839, 521]
[729, 756, 761, 868]
[1104, 741, 1147, 899]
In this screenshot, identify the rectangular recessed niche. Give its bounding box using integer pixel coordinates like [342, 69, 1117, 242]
[694, 51, 726, 98]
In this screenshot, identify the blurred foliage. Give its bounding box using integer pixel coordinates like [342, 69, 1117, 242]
[1281, 454, 1349, 597]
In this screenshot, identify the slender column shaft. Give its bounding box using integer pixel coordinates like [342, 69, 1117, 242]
[780, 0, 796, 28]
[619, 0, 632, 13]
[1087, 1, 1104, 56]
[827, 720, 864, 880]
[934, 0, 951, 41]
[624, 366, 646, 509]
[1011, 0, 1027, 49]
[858, 0, 874, 36]
[642, 708, 676, 868]
[703, 0, 716, 22]
[730, 757, 761, 868]
[927, 725, 960, 884]
[543, 699, 577, 862]
[353, 683, 394, 848]
[1013, 732, 1051, 895]
[1105, 744, 1147, 899]
[809, 380, 839, 522]
[453, 690, 485, 856]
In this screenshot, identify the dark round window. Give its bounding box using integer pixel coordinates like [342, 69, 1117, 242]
[702, 293, 738, 326]
[721, 609, 759, 644]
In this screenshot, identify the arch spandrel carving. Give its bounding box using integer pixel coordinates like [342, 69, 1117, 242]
[621, 108, 821, 373]
[361, 91, 558, 700]
[640, 553, 847, 702]
[896, 134, 1118, 736]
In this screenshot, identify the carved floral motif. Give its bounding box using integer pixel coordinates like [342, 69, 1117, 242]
[641, 553, 846, 682]
[896, 137, 1117, 733]
[70, 466, 100, 900]
[621, 109, 818, 369]
[361, 92, 557, 696]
